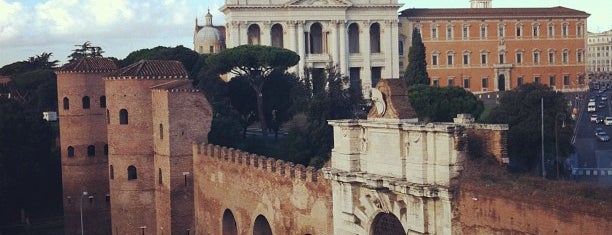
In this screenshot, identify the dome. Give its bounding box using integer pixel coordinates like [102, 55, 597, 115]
[195, 26, 223, 44]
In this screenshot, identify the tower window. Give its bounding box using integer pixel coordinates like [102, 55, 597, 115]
[82, 96, 90, 109]
[100, 96, 106, 108]
[87, 145, 95, 157]
[104, 144, 108, 155]
[127, 165, 137, 180]
[110, 165, 114, 180]
[63, 97, 70, 110]
[119, 109, 128, 125]
[67, 146, 75, 157]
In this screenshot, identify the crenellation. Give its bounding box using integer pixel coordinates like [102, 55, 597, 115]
[267, 158, 276, 172]
[296, 164, 307, 180]
[277, 160, 286, 176]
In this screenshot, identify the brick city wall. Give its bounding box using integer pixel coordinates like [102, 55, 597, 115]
[57, 72, 111, 235]
[464, 124, 508, 163]
[453, 182, 611, 235]
[193, 144, 333, 235]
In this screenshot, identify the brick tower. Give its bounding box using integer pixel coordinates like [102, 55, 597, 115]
[104, 60, 194, 235]
[152, 80, 212, 235]
[56, 57, 117, 235]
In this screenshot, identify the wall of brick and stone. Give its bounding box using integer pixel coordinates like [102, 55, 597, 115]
[193, 144, 333, 235]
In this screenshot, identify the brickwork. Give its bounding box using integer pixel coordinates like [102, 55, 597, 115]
[193, 144, 333, 235]
[400, 7, 589, 93]
[56, 57, 116, 235]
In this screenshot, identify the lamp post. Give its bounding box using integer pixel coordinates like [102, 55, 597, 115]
[80, 191, 88, 235]
[555, 114, 566, 180]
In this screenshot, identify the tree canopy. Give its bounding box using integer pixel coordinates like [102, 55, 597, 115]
[118, 45, 200, 76]
[404, 29, 430, 86]
[486, 83, 571, 174]
[68, 41, 104, 62]
[206, 45, 300, 136]
[408, 84, 484, 122]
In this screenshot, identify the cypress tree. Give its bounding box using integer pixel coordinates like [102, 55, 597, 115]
[404, 29, 430, 86]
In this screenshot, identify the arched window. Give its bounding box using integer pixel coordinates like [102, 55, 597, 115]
[309, 23, 323, 54]
[82, 96, 90, 109]
[110, 165, 114, 180]
[104, 144, 108, 155]
[67, 146, 75, 157]
[159, 123, 163, 139]
[87, 145, 95, 156]
[63, 97, 70, 110]
[100, 96, 106, 108]
[348, 23, 360, 53]
[371, 212, 405, 235]
[119, 109, 128, 125]
[248, 24, 261, 45]
[127, 165, 137, 180]
[223, 209, 238, 235]
[271, 24, 284, 48]
[253, 215, 272, 235]
[370, 23, 381, 53]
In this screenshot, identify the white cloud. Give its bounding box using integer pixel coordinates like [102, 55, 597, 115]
[0, 1, 24, 43]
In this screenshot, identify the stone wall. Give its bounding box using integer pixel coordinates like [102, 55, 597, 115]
[193, 144, 333, 235]
[454, 183, 611, 235]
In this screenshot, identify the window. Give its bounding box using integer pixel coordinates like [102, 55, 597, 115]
[499, 54, 505, 64]
[562, 50, 568, 64]
[106, 109, 110, 124]
[348, 23, 360, 53]
[398, 40, 404, 56]
[548, 51, 555, 64]
[482, 77, 488, 90]
[431, 27, 438, 39]
[533, 51, 540, 64]
[517, 76, 524, 86]
[209, 46, 214, 53]
[577, 24, 583, 37]
[82, 96, 90, 109]
[100, 96, 106, 108]
[247, 24, 261, 45]
[480, 25, 487, 38]
[432, 54, 439, 66]
[535, 76, 541, 84]
[310, 23, 324, 54]
[448, 77, 455, 86]
[481, 54, 487, 65]
[119, 109, 128, 125]
[498, 25, 505, 37]
[432, 78, 439, 87]
[127, 165, 137, 180]
[446, 25, 453, 39]
[562, 24, 568, 37]
[447, 52, 454, 65]
[516, 52, 523, 64]
[563, 75, 570, 86]
[159, 123, 163, 140]
[462, 25, 469, 39]
[547, 24, 554, 37]
[516, 24, 522, 37]
[463, 78, 470, 89]
[158, 168, 162, 185]
[67, 146, 75, 157]
[463, 53, 469, 65]
[110, 165, 114, 180]
[104, 144, 108, 155]
[577, 50, 583, 63]
[549, 75, 556, 87]
[370, 23, 381, 53]
[63, 97, 69, 110]
[533, 24, 540, 37]
[271, 24, 284, 48]
[87, 145, 95, 157]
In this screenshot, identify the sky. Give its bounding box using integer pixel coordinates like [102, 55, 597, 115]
[0, 0, 610, 68]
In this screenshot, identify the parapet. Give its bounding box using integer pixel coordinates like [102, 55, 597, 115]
[195, 143, 322, 183]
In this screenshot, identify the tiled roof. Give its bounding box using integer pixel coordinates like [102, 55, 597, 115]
[401, 6, 590, 19]
[106, 60, 188, 80]
[56, 57, 117, 73]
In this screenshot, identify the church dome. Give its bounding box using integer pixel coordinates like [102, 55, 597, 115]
[195, 26, 223, 44]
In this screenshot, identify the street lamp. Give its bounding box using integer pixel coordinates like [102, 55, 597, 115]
[80, 191, 88, 235]
[555, 114, 566, 180]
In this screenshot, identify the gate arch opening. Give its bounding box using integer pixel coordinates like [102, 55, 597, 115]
[370, 212, 405, 235]
[253, 215, 272, 235]
[222, 209, 238, 235]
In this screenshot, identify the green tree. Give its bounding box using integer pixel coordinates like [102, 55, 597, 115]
[1, 52, 58, 76]
[10, 69, 57, 111]
[486, 83, 571, 174]
[404, 29, 430, 86]
[408, 84, 484, 122]
[228, 76, 258, 138]
[206, 45, 300, 136]
[68, 41, 104, 62]
[119, 46, 200, 76]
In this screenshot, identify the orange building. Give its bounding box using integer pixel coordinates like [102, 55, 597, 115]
[399, 0, 589, 93]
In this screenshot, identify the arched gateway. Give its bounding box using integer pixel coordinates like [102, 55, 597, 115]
[371, 213, 405, 235]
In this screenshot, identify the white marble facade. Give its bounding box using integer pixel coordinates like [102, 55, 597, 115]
[221, 0, 403, 95]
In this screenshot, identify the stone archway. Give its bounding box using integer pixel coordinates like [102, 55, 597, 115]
[498, 74, 506, 91]
[222, 209, 238, 235]
[253, 215, 272, 235]
[370, 212, 405, 235]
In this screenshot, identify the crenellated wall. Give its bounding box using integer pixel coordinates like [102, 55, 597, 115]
[193, 144, 333, 235]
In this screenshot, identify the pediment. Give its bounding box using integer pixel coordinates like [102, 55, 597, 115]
[286, 0, 352, 7]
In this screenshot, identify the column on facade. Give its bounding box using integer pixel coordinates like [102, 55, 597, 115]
[339, 21, 348, 76]
[287, 21, 298, 74]
[331, 21, 339, 66]
[240, 21, 249, 45]
[297, 21, 306, 77]
[361, 20, 372, 91]
[390, 20, 400, 78]
[229, 21, 241, 48]
[262, 21, 271, 46]
[383, 20, 393, 78]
